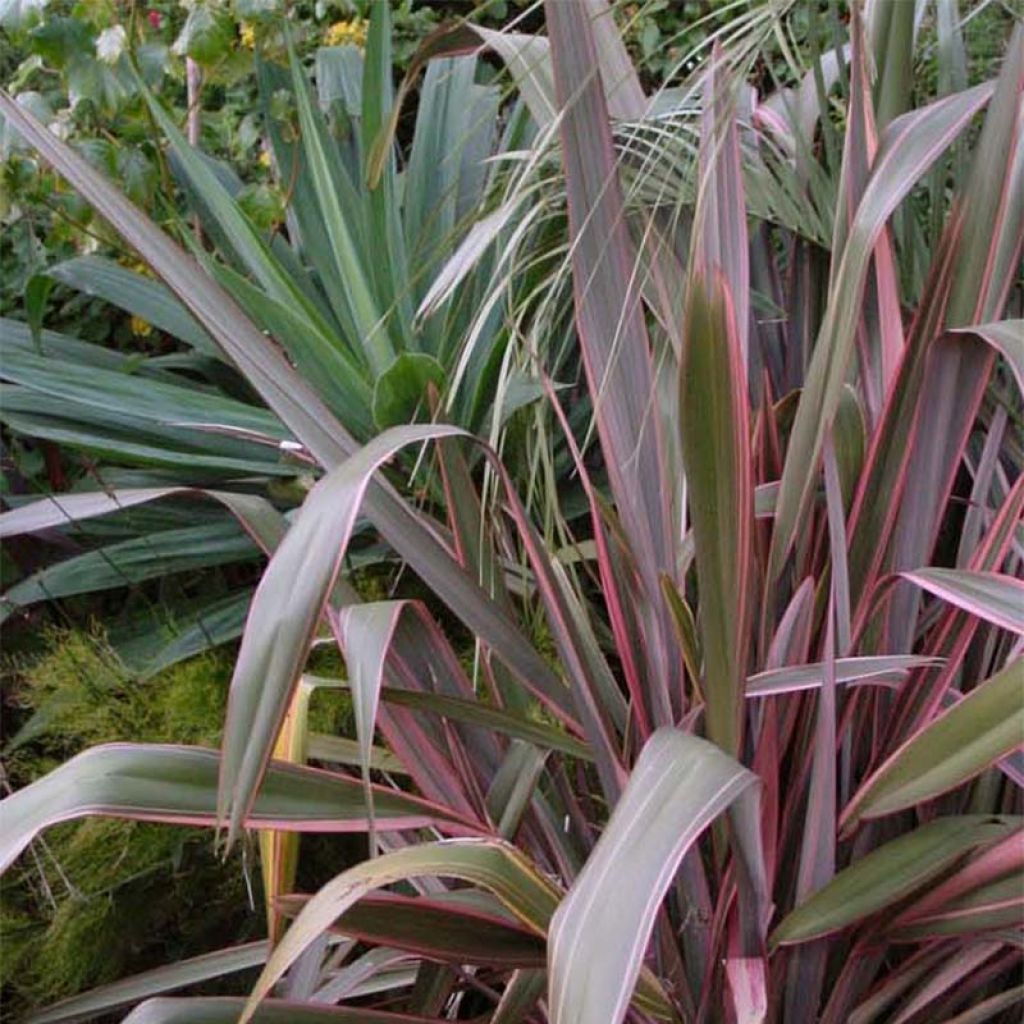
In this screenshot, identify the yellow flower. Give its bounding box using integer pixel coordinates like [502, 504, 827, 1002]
[130, 315, 153, 338]
[240, 22, 256, 49]
[257, 149, 271, 169]
[323, 18, 368, 49]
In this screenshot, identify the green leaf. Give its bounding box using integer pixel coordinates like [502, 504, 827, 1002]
[0, 487, 286, 550]
[286, 43, 392, 373]
[842, 657, 1024, 830]
[548, 729, 757, 1024]
[280, 890, 547, 968]
[1, 519, 258, 617]
[172, 4, 235, 66]
[0, 743, 480, 875]
[0, 0, 47, 32]
[24, 272, 52, 349]
[0, 87, 562, 728]
[117, 146, 158, 206]
[679, 275, 753, 757]
[48, 257, 218, 357]
[486, 739, 549, 839]
[771, 816, 1018, 947]
[28, 15, 92, 68]
[318, 682, 591, 761]
[236, 0, 281, 20]
[372, 353, 446, 429]
[306, 733, 405, 775]
[0, 91, 353, 466]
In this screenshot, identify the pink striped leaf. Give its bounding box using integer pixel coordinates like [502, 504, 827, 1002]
[841, 657, 1024, 831]
[843, 945, 956, 1024]
[544, 0, 676, 685]
[953, 320, 1024, 397]
[123, 997, 442, 1023]
[887, 943, 1004, 1024]
[930, 987, 1024, 1024]
[767, 77, 997, 582]
[278, 890, 546, 968]
[831, 6, 902, 422]
[882, 31, 1024, 646]
[747, 655, 942, 696]
[783, 597, 837, 1019]
[901, 569, 1024, 635]
[771, 815, 1018, 947]
[693, 43, 750, 369]
[242, 840, 564, 1023]
[218, 424, 581, 845]
[334, 601, 407, 851]
[330, 600, 501, 824]
[725, 957, 767, 1024]
[321, 684, 590, 762]
[889, 828, 1024, 938]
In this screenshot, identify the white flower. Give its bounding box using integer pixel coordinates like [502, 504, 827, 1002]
[95, 25, 127, 65]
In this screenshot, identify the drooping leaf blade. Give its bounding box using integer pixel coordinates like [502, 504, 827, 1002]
[241, 840, 563, 1023]
[122, 997, 442, 1024]
[0, 90, 566, 759]
[0, 743, 481, 875]
[746, 656, 942, 697]
[547, 729, 757, 1024]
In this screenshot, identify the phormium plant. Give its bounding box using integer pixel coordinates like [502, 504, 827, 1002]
[0, 1, 1021, 1022]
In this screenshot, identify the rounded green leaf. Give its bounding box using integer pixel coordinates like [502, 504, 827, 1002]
[372, 352, 446, 429]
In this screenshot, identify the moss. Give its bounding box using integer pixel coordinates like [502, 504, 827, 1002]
[0, 629, 262, 1017]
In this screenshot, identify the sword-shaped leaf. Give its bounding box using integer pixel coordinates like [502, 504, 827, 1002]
[679, 275, 753, 757]
[123, 998, 443, 1023]
[771, 816, 1019, 947]
[48, 256, 218, 357]
[768, 79, 996, 581]
[0, 93, 561, 716]
[901, 569, 1024, 635]
[0, 743, 480, 875]
[547, 729, 756, 1024]
[544, 0, 674, 648]
[842, 658, 1024, 830]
